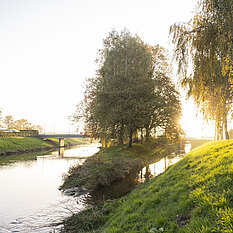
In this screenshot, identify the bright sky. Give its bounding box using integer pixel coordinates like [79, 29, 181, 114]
[0, 0, 215, 137]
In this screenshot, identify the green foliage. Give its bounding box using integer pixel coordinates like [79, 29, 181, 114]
[74, 29, 182, 147]
[170, 0, 233, 140]
[95, 29, 156, 147]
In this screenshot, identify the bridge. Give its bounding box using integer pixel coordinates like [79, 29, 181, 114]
[38, 134, 85, 139]
[38, 134, 89, 155]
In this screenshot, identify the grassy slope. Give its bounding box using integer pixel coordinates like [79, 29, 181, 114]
[60, 140, 177, 191]
[98, 140, 233, 233]
[0, 137, 53, 153]
[63, 140, 233, 232]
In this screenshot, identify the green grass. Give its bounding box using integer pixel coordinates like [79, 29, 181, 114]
[0, 137, 53, 153]
[62, 140, 233, 232]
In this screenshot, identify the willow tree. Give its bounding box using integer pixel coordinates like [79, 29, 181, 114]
[170, 0, 233, 139]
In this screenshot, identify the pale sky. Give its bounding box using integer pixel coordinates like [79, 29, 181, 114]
[0, 0, 214, 137]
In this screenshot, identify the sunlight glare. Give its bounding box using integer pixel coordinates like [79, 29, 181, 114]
[180, 99, 215, 139]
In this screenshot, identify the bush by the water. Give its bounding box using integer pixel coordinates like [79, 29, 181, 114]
[60, 139, 177, 191]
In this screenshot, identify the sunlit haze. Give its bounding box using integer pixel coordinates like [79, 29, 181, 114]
[0, 0, 216, 137]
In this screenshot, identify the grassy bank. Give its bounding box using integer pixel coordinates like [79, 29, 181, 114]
[0, 137, 90, 166]
[0, 137, 89, 156]
[60, 139, 178, 191]
[0, 137, 54, 155]
[62, 140, 233, 232]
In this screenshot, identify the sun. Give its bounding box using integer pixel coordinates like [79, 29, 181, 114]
[180, 99, 215, 139]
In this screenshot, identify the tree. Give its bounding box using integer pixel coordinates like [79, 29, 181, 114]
[142, 46, 182, 142]
[4, 115, 15, 129]
[31, 125, 43, 133]
[94, 30, 157, 147]
[14, 119, 32, 130]
[170, 0, 233, 139]
[74, 29, 182, 147]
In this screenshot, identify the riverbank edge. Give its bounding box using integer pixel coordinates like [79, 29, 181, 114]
[62, 140, 233, 233]
[0, 137, 88, 157]
[60, 139, 179, 191]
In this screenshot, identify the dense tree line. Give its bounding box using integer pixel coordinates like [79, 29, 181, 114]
[74, 30, 182, 147]
[0, 109, 42, 132]
[170, 0, 233, 140]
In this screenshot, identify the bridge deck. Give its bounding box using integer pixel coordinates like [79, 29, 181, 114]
[39, 134, 85, 138]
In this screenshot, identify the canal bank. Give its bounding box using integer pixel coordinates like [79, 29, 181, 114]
[62, 140, 233, 233]
[0, 137, 88, 157]
[60, 138, 180, 192]
[59, 139, 183, 232]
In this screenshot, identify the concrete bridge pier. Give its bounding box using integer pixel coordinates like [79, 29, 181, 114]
[58, 138, 65, 156]
[59, 138, 65, 147]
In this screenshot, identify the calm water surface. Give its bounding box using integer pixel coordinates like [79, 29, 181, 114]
[0, 142, 191, 233]
[0, 143, 100, 233]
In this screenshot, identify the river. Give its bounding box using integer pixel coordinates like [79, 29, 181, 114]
[0, 142, 191, 233]
[0, 143, 100, 233]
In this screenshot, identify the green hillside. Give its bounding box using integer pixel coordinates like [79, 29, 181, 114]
[63, 140, 233, 232]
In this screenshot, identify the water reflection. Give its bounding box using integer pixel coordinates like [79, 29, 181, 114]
[59, 147, 64, 156]
[0, 143, 100, 233]
[87, 143, 192, 204]
[139, 153, 184, 183]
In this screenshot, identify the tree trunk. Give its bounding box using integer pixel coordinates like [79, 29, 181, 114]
[220, 123, 223, 140]
[118, 124, 124, 144]
[128, 131, 133, 148]
[145, 126, 150, 142]
[224, 115, 229, 140]
[140, 128, 144, 144]
[224, 85, 229, 140]
[118, 137, 124, 145]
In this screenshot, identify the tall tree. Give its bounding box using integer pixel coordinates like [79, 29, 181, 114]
[170, 0, 233, 139]
[95, 30, 155, 147]
[74, 29, 182, 147]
